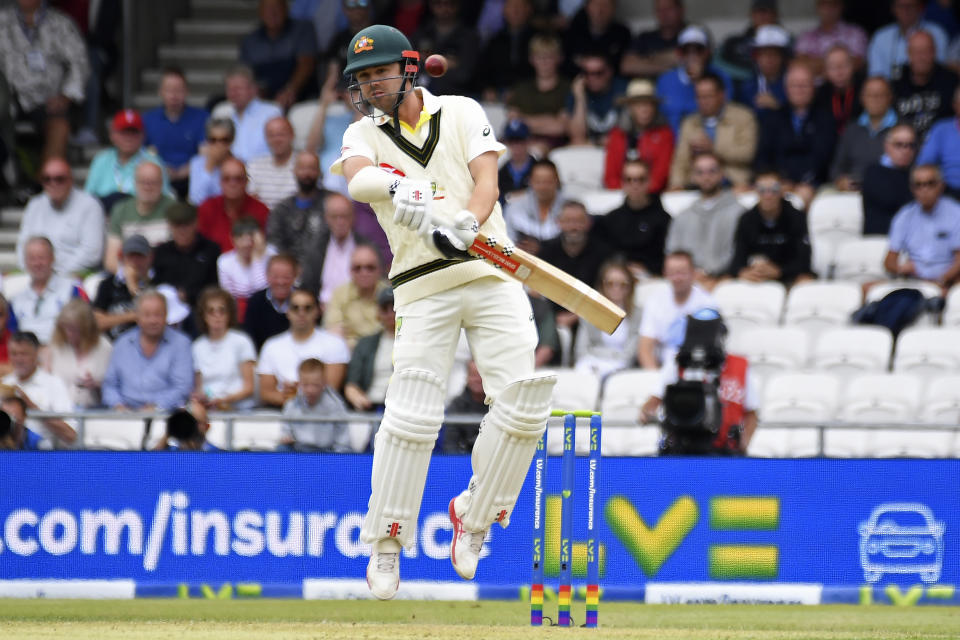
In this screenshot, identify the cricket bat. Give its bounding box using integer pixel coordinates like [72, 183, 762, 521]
[466, 231, 626, 335]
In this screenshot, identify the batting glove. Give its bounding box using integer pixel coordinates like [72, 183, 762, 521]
[449, 210, 479, 248]
[431, 226, 472, 259]
[392, 179, 433, 236]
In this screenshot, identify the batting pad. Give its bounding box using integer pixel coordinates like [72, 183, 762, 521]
[458, 372, 557, 532]
[361, 368, 445, 549]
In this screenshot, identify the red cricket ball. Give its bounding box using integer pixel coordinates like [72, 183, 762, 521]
[424, 54, 448, 78]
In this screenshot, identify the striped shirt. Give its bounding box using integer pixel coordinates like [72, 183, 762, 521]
[246, 154, 297, 209]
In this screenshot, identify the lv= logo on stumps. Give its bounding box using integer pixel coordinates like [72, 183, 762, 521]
[531, 410, 602, 628]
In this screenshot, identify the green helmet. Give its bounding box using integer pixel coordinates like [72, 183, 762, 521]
[343, 25, 417, 78]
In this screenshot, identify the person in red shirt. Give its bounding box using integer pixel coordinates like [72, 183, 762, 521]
[196, 157, 269, 252]
[603, 78, 674, 193]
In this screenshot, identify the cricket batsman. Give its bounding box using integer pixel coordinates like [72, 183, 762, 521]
[330, 25, 557, 600]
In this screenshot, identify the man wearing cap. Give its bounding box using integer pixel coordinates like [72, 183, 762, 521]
[103, 161, 176, 274]
[93, 234, 155, 341]
[84, 109, 171, 203]
[796, 0, 868, 75]
[656, 24, 734, 134]
[868, 0, 948, 80]
[17, 157, 104, 276]
[621, 0, 687, 78]
[670, 73, 757, 190]
[736, 24, 790, 119]
[717, 0, 789, 82]
[11, 236, 87, 344]
[343, 285, 395, 413]
[497, 119, 536, 201]
[603, 78, 673, 193]
[152, 202, 222, 311]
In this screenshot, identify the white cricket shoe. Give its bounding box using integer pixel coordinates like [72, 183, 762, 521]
[448, 497, 488, 580]
[366, 538, 401, 600]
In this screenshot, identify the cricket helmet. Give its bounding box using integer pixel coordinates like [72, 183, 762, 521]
[343, 25, 421, 120]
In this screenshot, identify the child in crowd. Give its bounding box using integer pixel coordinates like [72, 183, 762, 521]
[279, 358, 351, 452]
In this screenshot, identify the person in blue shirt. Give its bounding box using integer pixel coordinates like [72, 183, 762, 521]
[656, 24, 734, 134]
[884, 164, 960, 288]
[143, 68, 209, 201]
[736, 25, 790, 122]
[916, 85, 960, 195]
[0, 397, 42, 451]
[867, 0, 948, 79]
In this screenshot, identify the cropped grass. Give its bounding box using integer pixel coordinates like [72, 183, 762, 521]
[0, 599, 958, 639]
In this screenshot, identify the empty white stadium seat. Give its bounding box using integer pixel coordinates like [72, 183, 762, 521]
[599, 368, 663, 424]
[580, 189, 623, 216]
[736, 191, 806, 212]
[748, 427, 822, 457]
[288, 101, 319, 149]
[480, 102, 508, 139]
[893, 327, 960, 378]
[82, 418, 147, 451]
[552, 368, 601, 413]
[761, 372, 841, 422]
[782, 281, 861, 337]
[840, 373, 922, 423]
[229, 419, 286, 451]
[633, 278, 669, 315]
[728, 326, 810, 378]
[661, 191, 698, 216]
[548, 145, 605, 191]
[944, 284, 960, 326]
[920, 375, 960, 425]
[812, 326, 893, 375]
[712, 280, 786, 332]
[807, 193, 864, 277]
[831, 237, 888, 282]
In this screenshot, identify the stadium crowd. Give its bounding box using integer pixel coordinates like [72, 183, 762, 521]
[2, 0, 960, 453]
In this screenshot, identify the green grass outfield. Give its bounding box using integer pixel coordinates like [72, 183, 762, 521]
[0, 600, 958, 640]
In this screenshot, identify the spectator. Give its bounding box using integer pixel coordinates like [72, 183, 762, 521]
[894, 30, 958, 140]
[638, 251, 718, 369]
[603, 79, 674, 193]
[504, 159, 566, 254]
[498, 119, 537, 202]
[413, 0, 480, 96]
[2, 331, 75, 447]
[291, 0, 347, 53]
[143, 67, 209, 200]
[320, 193, 367, 306]
[592, 159, 671, 279]
[717, 0, 786, 82]
[862, 124, 918, 234]
[17, 158, 104, 276]
[736, 25, 790, 120]
[538, 201, 611, 328]
[812, 45, 862, 137]
[620, 0, 687, 78]
[795, 0, 867, 75]
[657, 25, 734, 134]
[103, 161, 175, 273]
[244, 254, 298, 351]
[506, 34, 571, 150]
[562, 0, 632, 73]
[0, 0, 89, 161]
[192, 287, 257, 411]
[240, 0, 318, 108]
[197, 158, 270, 252]
[917, 86, 960, 195]
[323, 245, 388, 348]
[567, 51, 627, 146]
[85, 110, 170, 203]
[11, 237, 85, 344]
[530, 291, 561, 367]
[441, 360, 486, 453]
[0, 296, 15, 378]
[247, 116, 298, 209]
[476, 0, 535, 99]
[884, 164, 960, 287]
[574, 259, 639, 379]
[305, 71, 361, 196]
[154, 401, 219, 451]
[224, 65, 283, 162]
[188, 118, 235, 206]
[323, 0, 376, 76]
[670, 73, 758, 190]
[218, 218, 275, 315]
[101, 290, 194, 410]
[93, 235, 154, 340]
[755, 62, 837, 207]
[44, 298, 111, 408]
[343, 286, 395, 412]
[267, 151, 331, 296]
[152, 203, 222, 309]
[666, 154, 746, 288]
[868, 0, 948, 80]
[384, 0, 427, 39]
[257, 288, 351, 406]
[279, 358, 351, 452]
[832, 76, 898, 190]
[729, 171, 814, 284]
[0, 396, 42, 450]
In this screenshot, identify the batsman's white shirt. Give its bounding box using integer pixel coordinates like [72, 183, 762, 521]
[330, 88, 537, 397]
[330, 87, 512, 307]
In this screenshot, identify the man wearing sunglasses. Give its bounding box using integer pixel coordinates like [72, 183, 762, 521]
[17, 157, 104, 276]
